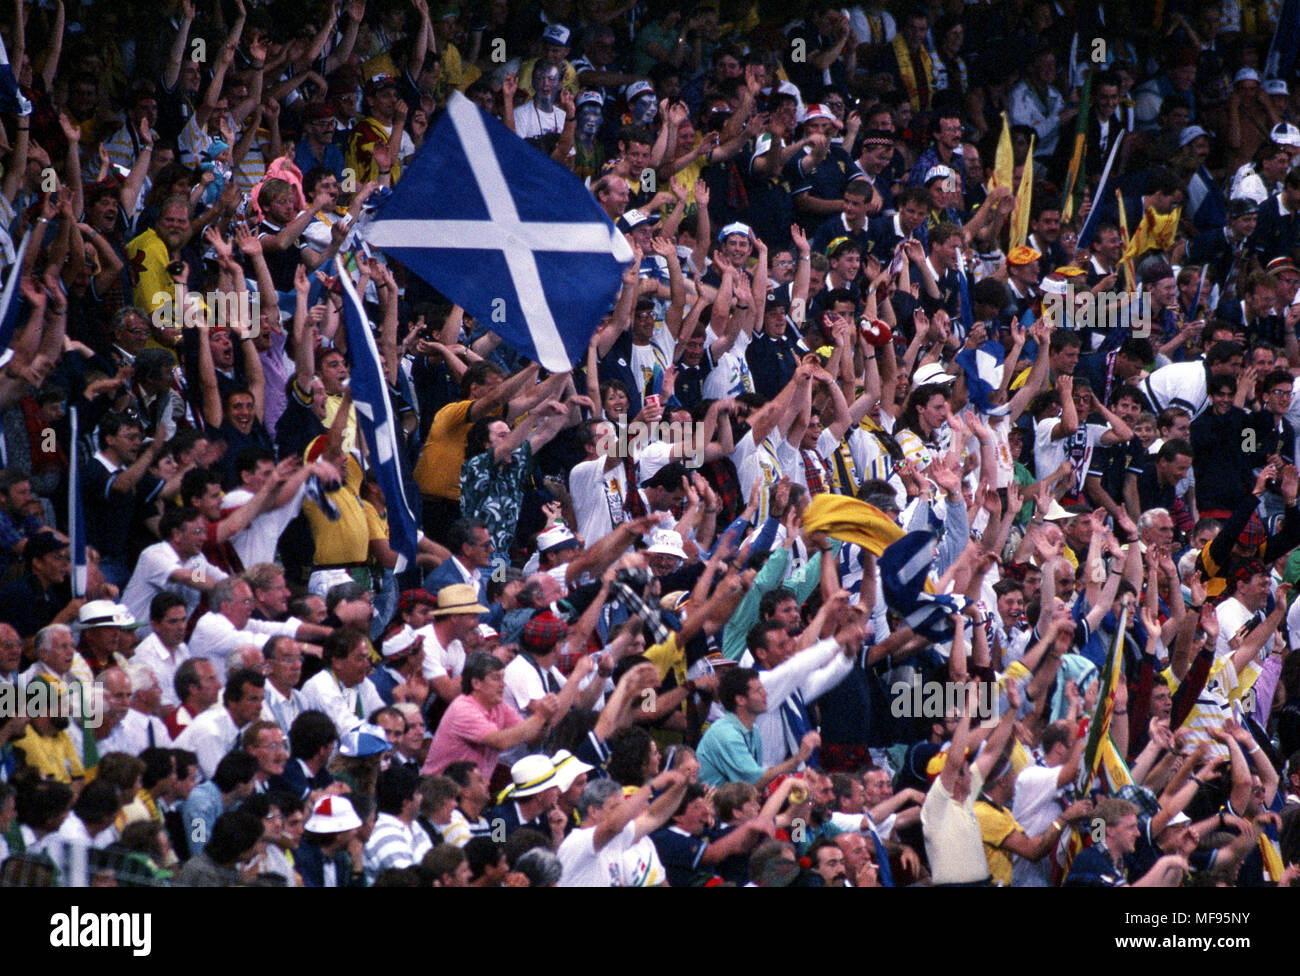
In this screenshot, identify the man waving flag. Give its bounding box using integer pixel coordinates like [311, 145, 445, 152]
[361, 91, 633, 373]
[337, 262, 420, 571]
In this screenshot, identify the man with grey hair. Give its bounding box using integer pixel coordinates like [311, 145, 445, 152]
[189, 577, 301, 679]
[1137, 508, 1175, 549]
[97, 663, 173, 755]
[556, 769, 687, 886]
[22, 624, 87, 690]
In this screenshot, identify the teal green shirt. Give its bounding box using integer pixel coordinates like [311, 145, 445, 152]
[697, 713, 765, 787]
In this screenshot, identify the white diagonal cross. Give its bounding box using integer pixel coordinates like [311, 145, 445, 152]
[364, 92, 632, 370]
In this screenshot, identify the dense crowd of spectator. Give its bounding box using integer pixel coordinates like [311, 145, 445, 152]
[2, 0, 1300, 887]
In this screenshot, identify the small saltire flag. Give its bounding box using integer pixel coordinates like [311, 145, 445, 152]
[956, 250, 974, 336]
[0, 32, 31, 118]
[336, 264, 420, 571]
[1185, 165, 1227, 233]
[0, 229, 34, 370]
[955, 339, 1009, 417]
[69, 406, 88, 598]
[362, 91, 634, 372]
[1077, 131, 1124, 250]
[878, 530, 964, 644]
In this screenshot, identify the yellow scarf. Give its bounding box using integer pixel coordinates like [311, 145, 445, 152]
[893, 35, 933, 112]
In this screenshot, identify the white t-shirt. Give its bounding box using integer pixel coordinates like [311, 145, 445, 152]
[556, 821, 665, 887]
[1010, 763, 1067, 887]
[1034, 418, 1108, 494]
[120, 542, 228, 630]
[570, 457, 641, 549]
[513, 101, 567, 140]
[733, 430, 783, 523]
[220, 483, 307, 568]
[1216, 596, 1271, 660]
[702, 327, 754, 400]
[1143, 360, 1210, 419]
[411, 625, 467, 683]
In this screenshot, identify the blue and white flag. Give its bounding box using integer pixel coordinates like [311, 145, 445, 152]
[0, 33, 30, 117]
[1265, 0, 1300, 83]
[0, 229, 33, 370]
[955, 339, 1009, 417]
[1077, 130, 1124, 250]
[878, 530, 963, 645]
[337, 266, 420, 571]
[956, 250, 974, 336]
[362, 91, 634, 372]
[69, 406, 88, 598]
[1185, 165, 1227, 233]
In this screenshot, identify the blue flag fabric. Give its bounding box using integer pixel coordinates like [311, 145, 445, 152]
[1185, 165, 1226, 233]
[0, 230, 33, 370]
[1077, 130, 1125, 250]
[0, 33, 31, 118]
[337, 267, 420, 571]
[1265, 0, 1300, 83]
[362, 92, 633, 372]
[954, 339, 1010, 417]
[878, 530, 963, 645]
[69, 406, 87, 598]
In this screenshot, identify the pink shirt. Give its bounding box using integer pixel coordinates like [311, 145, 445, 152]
[423, 694, 523, 780]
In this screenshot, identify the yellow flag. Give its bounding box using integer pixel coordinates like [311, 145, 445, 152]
[988, 112, 1014, 195]
[1010, 136, 1035, 251]
[1120, 206, 1183, 265]
[802, 493, 904, 556]
[1258, 835, 1286, 882]
[1116, 190, 1135, 291]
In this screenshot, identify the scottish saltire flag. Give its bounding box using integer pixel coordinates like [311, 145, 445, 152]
[337, 265, 420, 571]
[362, 91, 633, 372]
[1265, 0, 1300, 82]
[1185, 165, 1227, 233]
[878, 530, 963, 645]
[0, 33, 31, 117]
[955, 340, 1009, 416]
[956, 250, 974, 336]
[1077, 130, 1124, 250]
[69, 406, 88, 598]
[0, 229, 33, 370]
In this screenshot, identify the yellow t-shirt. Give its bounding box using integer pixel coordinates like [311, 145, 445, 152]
[414, 399, 479, 501]
[127, 227, 176, 317]
[975, 800, 1021, 887]
[14, 726, 85, 783]
[303, 454, 371, 565]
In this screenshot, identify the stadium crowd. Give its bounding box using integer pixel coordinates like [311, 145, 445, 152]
[3, 0, 1300, 888]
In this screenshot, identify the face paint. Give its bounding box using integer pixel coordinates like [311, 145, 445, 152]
[578, 104, 602, 138]
[633, 93, 658, 124]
